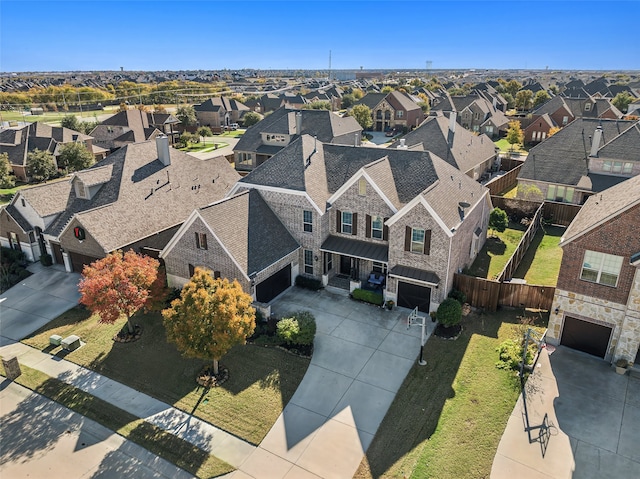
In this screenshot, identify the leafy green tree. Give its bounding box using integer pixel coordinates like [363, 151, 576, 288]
[518, 184, 543, 201]
[505, 120, 524, 150]
[0, 152, 15, 188]
[26, 149, 57, 182]
[381, 86, 393, 93]
[178, 132, 196, 148]
[351, 88, 364, 100]
[502, 92, 515, 109]
[303, 101, 332, 110]
[242, 111, 261, 127]
[533, 90, 551, 107]
[162, 268, 256, 375]
[612, 91, 634, 113]
[489, 207, 509, 236]
[196, 126, 213, 146]
[505, 80, 522, 98]
[80, 120, 100, 135]
[57, 142, 95, 173]
[61, 114, 80, 131]
[515, 90, 534, 110]
[437, 298, 462, 328]
[349, 104, 373, 130]
[341, 94, 356, 109]
[176, 105, 197, 126]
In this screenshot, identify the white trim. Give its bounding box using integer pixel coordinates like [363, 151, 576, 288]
[389, 273, 438, 287]
[326, 165, 398, 214]
[159, 210, 201, 258]
[253, 249, 300, 278]
[386, 191, 453, 238]
[228, 182, 323, 215]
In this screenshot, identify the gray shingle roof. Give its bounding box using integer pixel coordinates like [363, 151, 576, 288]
[4, 204, 33, 232]
[198, 189, 299, 274]
[518, 118, 638, 188]
[321, 235, 389, 262]
[19, 179, 73, 217]
[563, 175, 640, 244]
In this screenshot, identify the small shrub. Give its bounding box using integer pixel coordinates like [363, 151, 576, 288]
[40, 253, 53, 266]
[295, 275, 323, 291]
[496, 338, 535, 371]
[448, 289, 467, 305]
[615, 358, 629, 368]
[276, 311, 317, 346]
[351, 288, 384, 306]
[436, 298, 462, 327]
[1, 247, 26, 264]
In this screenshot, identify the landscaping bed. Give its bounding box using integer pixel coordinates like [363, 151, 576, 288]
[354, 308, 548, 479]
[22, 307, 310, 445]
[0, 247, 31, 293]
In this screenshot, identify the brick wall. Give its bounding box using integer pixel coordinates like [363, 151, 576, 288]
[557, 203, 640, 305]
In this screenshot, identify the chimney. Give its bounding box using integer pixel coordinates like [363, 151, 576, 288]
[156, 135, 170, 166]
[590, 125, 603, 157]
[449, 111, 457, 134]
[398, 138, 408, 149]
[296, 111, 303, 134]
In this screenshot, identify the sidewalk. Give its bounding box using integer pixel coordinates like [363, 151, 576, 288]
[0, 341, 255, 469]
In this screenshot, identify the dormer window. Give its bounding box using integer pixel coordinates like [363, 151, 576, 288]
[76, 181, 88, 199]
[585, 103, 591, 111]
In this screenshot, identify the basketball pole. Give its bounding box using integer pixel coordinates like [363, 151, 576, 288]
[418, 318, 426, 366]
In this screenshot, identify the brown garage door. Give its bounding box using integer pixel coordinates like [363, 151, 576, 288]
[69, 251, 100, 273]
[561, 316, 612, 359]
[397, 281, 431, 313]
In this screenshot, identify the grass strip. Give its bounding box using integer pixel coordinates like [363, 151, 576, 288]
[0, 363, 234, 478]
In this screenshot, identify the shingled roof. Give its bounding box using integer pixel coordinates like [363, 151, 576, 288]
[562, 175, 640, 245]
[197, 189, 299, 275]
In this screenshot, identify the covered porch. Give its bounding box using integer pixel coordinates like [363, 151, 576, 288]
[320, 235, 389, 292]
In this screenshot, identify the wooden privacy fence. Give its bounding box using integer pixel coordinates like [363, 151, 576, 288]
[542, 201, 581, 227]
[485, 164, 523, 196]
[490, 196, 582, 227]
[453, 274, 555, 312]
[496, 202, 544, 282]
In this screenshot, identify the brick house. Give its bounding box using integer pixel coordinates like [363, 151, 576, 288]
[89, 109, 163, 152]
[0, 137, 239, 269]
[232, 107, 362, 172]
[162, 134, 491, 313]
[517, 118, 640, 204]
[193, 97, 250, 128]
[523, 113, 556, 144]
[0, 122, 104, 182]
[532, 95, 623, 129]
[547, 175, 640, 365]
[354, 91, 424, 132]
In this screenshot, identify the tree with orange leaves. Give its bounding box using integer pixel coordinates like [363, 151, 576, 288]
[79, 250, 160, 335]
[162, 268, 255, 375]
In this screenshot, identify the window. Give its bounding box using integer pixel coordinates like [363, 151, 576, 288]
[546, 185, 574, 203]
[371, 216, 383, 239]
[372, 262, 387, 274]
[303, 210, 313, 232]
[342, 211, 353, 234]
[562, 116, 569, 125]
[397, 110, 404, 118]
[411, 228, 425, 253]
[585, 103, 591, 111]
[76, 182, 87, 199]
[304, 249, 313, 275]
[21, 198, 26, 207]
[603, 160, 634, 175]
[486, 125, 494, 133]
[237, 152, 253, 166]
[623, 162, 633, 174]
[358, 178, 367, 196]
[580, 250, 623, 287]
[195, 232, 208, 250]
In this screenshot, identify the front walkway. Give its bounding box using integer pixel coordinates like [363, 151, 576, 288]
[235, 287, 434, 479]
[492, 346, 640, 479]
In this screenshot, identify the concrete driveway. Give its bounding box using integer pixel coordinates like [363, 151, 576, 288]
[0, 380, 195, 479]
[492, 346, 640, 478]
[236, 287, 433, 479]
[0, 263, 81, 344]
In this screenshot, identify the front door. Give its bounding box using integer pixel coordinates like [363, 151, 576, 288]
[340, 255, 351, 275]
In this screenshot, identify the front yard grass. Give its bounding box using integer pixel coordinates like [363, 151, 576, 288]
[22, 308, 310, 445]
[0, 363, 233, 478]
[354, 308, 548, 479]
[513, 225, 564, 286]
[494, 138, 528, 154]
[464, 222, 526, 279]
[177, 141, 228, 153]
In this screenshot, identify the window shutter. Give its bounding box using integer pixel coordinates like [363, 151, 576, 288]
[336, 209, 342, 233]
[365, 215, 371, 238]
[202, 234, 208, 250]
[188, 263, 195, 277]
[195, 232, 200, 249]
[352, 213, 358, 235]
[424, 230, 431, 255]
[404, 226, 411, 251]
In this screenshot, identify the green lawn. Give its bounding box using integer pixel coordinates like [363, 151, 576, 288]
[218, 130, 245, 138]
[513, 225, 564, 286]
[0, 183, 27, 205]
[22, 308, 310, 445]
[0, 363, 233, 478]
[465, 223, 527, 279]
[355, 309, 548, 479]
[177, 141, 228, 152]
[494, 138, 528, 154]
[1, 106, 118, 125]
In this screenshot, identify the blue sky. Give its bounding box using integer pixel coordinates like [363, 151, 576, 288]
[1, 0, 639, 72]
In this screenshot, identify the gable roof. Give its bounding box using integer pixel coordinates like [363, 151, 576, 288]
[562, 175, 640, 245]
[389, 114, 495, 174]
[26, 141, 240, 252]
[518, 118, 638, 189]
[197, 189, 299, 275]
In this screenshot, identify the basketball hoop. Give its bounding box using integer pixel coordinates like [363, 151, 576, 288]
[407, 307, 428, 366]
